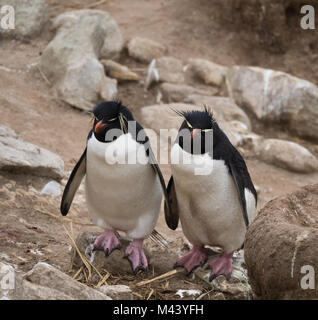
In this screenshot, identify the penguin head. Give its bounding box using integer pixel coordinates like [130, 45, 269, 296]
[90, 101, 134, 143]
[175, 106, 217, 154]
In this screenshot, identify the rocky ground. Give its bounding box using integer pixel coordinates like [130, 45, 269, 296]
[0, 0, 318, 300]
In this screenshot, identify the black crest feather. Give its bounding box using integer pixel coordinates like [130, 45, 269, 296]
[171, 105, 216, 130]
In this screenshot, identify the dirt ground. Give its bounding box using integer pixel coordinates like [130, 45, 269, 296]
[0, 0, 318, 300]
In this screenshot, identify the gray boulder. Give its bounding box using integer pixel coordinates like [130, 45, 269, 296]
[160, 83, 218, 103]
[156, 57, 185, 84]
[186, 58, 228, 87]
[127, 37, 167, 63]
[40, 10, 122, 111]
[253, 138, 318, 173]
[0, 262, 112, 300]
[0, 0, 48, 39]
[21, 281, 75, 300]
[24, 262, 111, 300]
[0, 261, 74, 300]
[226, 66, 318, 140]
[0, 126, 64, 180]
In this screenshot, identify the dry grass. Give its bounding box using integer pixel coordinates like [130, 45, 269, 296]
[63, 225, 217, 300]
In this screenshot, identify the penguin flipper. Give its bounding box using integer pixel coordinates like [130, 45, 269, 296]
[229, 161, 249, 227]
[60, 148, 87, 216]
[147, 147, 171, 218]
[165, 176, 179, 230]
[228, 149, 256, 227]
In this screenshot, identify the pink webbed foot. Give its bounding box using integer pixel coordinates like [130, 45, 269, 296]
[174, 246, 207, 275]
[93, 230, 121, 256]
[124, 239, 148, 274]
[208, 252, 233, 281]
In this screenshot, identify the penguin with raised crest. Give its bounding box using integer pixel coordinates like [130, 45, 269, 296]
[164, 107, 257, 280]
[61, 101, 169, 273]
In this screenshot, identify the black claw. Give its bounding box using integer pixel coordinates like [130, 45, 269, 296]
[209, 274, 217, 282]
[224, 273, 231, 281]
[174, 256, 207, 276]
[183, 269, 191, 276]
[133, 266, 147, 275]
[173, 262, 180, 269]
[124, 255, 147, 274]
[102, 244, 121, 257]
[174, 263, 192, 276]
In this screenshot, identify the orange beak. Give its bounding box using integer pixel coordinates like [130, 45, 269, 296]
[94, 120, 107, 134]
[191, 128, 199, 139]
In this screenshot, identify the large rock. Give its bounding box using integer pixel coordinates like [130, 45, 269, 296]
[0, 0, 48, 39]
[0, 261, 74, 300]
[24, 262, 111, 300]
[186, 58, 228, 87]
[40, 10, 122, 111]
[52, 10, 123, 60]
[245, 184, 318, 299]
[184, 95, 251, 130]
[127, 37, 167, 63]
[21, 280, 75, 300]
[253, 138, 318, 173]
[0, 126, 64, 180]
[226, 66, 318, 140]
[156, 57, 185, 84]
[1, 262, 112, 300]
[160, 83, 218, 103]
[0, 125, 17, 138]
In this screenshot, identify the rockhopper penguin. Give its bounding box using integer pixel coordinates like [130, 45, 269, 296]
[61, 101, 170, 273]
[164, 107, 257, 280]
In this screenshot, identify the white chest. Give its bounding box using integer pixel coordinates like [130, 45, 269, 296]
[85, 134, 162, 236]
[170, 143, 248, 252]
